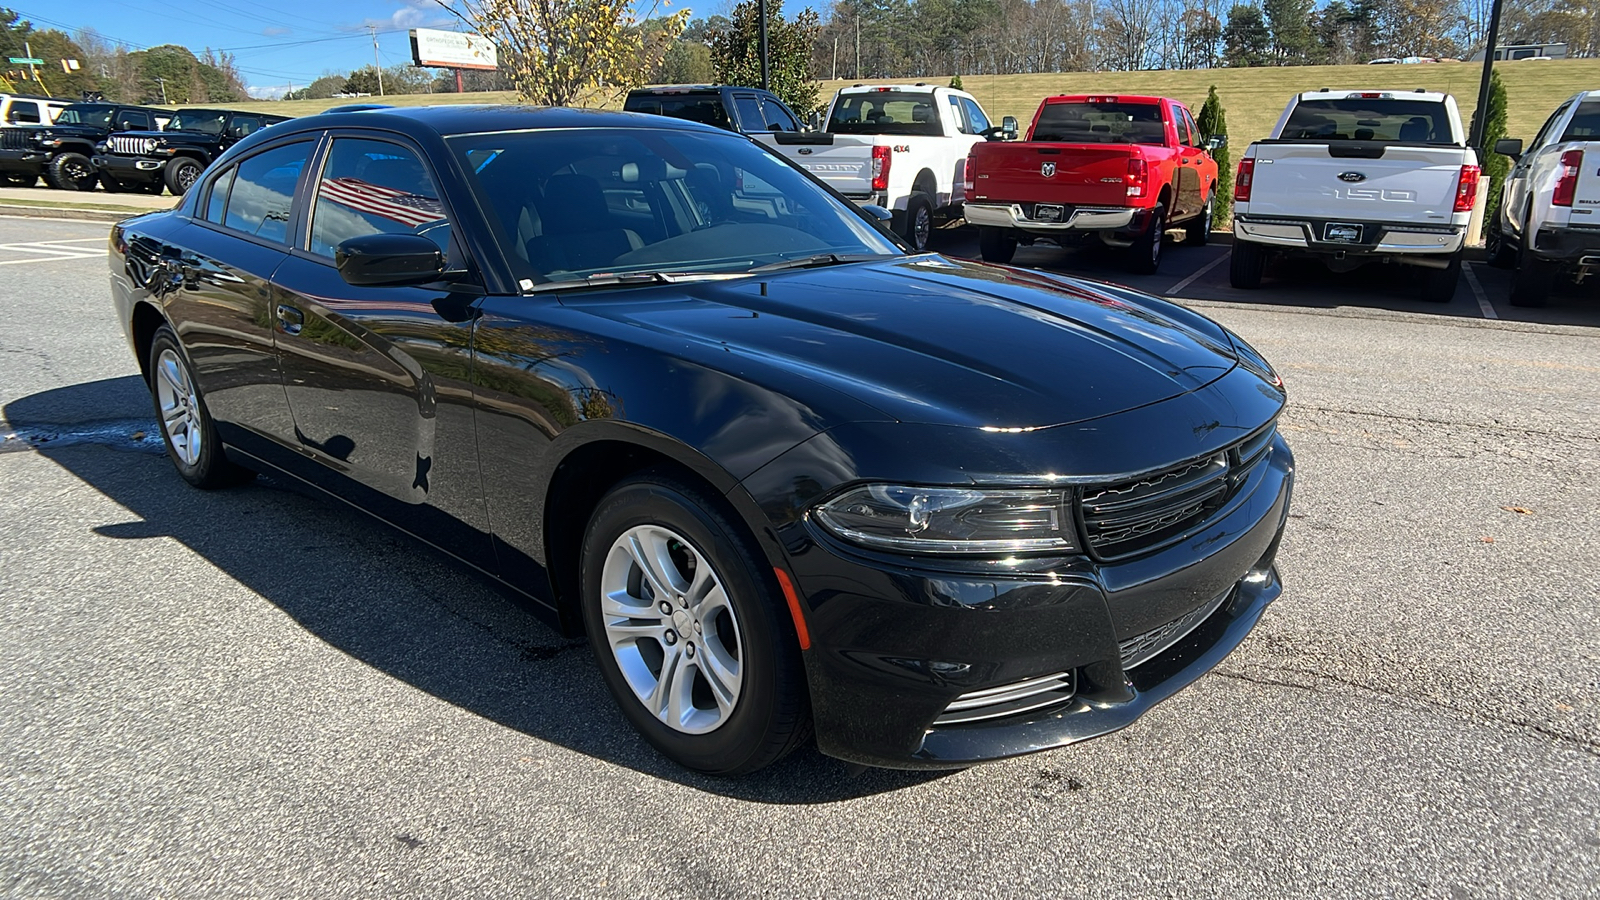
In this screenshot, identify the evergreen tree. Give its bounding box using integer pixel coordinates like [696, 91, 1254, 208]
[1481, 68, 1510, 224]
[1196, 85, 1233, 228]
[1221, 5, 1271, 67]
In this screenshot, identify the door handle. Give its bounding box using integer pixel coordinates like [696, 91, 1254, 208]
[275, 304, 304, 336]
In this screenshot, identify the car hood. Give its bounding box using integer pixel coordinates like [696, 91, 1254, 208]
[561, 255, 1240, 430]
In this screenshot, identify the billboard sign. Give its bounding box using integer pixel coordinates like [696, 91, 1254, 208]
[410, 28, 498, 71]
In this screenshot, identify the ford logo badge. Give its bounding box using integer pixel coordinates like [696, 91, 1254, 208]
[1041, 162, 1056, 178]
[798, 148, 813, 155]
[1338, 171, 1366, 183]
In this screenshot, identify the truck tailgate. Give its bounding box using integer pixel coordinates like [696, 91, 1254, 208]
[1247, 143, 1466, 223]
[765, 134, 876, 197]
[1569, 143, 1600, 222]
[971, 143, 1136, 207]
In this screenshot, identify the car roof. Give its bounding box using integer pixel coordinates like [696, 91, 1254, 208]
[277, 104, 729, 138]
[1044, 94, 1169, 104]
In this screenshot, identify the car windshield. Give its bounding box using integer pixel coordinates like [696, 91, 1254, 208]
[167, 111, 227, 134]
[827, 91, 941, 136]
[450, 127, 901, 286]
[624, 93, 732, 130]
[54, 105, 115, 128]
[1281, 98, 1454, 143]
[1032, 101, 1165, 144]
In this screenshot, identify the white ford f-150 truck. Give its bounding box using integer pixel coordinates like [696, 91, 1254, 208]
[756, 84, 1005, 251]
[1230, 89, 1481, 302]
[1487, 90, 1600, 306]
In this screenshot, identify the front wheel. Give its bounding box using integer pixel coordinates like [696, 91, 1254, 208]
[164, 157, 204, 196]
[1, 171, 38, 188]
[580, 473, 810, 775]
[978, 226, 1018, 264]
[1127, 204, 1165, 274]
[900, 191, 933, 252]
[1185, 195, 1213, 246]
[1485, 215, 1516, 269]
[48, 152, 99, 191]
[147, 326, 252, 489]
[1230, 239, 1266, 289]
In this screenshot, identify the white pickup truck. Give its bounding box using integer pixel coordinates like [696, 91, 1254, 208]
[1487, 90, 1600, 306]
[756, 84, 1003, 251]
[1230, 89, 1481, 303]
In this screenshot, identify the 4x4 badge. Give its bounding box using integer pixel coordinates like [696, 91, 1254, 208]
[1041, 162, 1056, 177]
[1338, 171, 1366, 183]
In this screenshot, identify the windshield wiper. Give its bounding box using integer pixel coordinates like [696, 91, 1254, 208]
[748, 253, 893, 274]
[524, 271, 745, 294]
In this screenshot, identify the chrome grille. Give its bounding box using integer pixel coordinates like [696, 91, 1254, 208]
[109, 135, 145, 155]
[1118, 587, 1232, 670]
[932, 671, 1076, 726]
[1, 128, 28, 151]
[1079, 423, 1276, 560]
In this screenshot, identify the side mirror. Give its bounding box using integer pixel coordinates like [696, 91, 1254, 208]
[1001, 116, 1019, 140]
[859, 204, 894, 224]
[807, 110, 824, 132]
[335, 233, 447, 287]
[1206, 134, 1228, 151]
[1494, 137, 1524, 160]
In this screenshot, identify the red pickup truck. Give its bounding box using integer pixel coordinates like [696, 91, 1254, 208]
[964, 95, 1221, 273]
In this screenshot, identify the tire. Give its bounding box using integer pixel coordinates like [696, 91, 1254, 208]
[580, 472, 810, 775]
[1230, 238, 1266, 289]
[1128, 204, 1165, 274]
[101, 175, 138, 193]
[978, 226, 1018, 264]
[1420, 254, 1461, 303]
[164, 157, 204, 196]
[1, 171, 38, 188]
[900, 191, 933, 252]
[48, 152, 99, 191]
[147, 326, 252, 489]
[1185, 194, 1213, 246]
[1509, 253, 1555, 307]
[1484, 214, 1516, 269]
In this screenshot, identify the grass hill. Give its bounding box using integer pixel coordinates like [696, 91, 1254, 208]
[217, 58, 1600, 148]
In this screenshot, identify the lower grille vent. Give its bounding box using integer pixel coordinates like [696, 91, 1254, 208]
[932, 671, 1077, 726]
[1118, 588, 1232, 670]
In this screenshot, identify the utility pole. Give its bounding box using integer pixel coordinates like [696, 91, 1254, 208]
[758, 0, 769, 90]
[24, 40, 37, 85]
[1468, 0, 1505, 148]
[369, 25, 385, 96]
[154, 75, 167, 104]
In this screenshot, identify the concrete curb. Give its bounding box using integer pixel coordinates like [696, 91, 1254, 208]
[0, 204, 142, 223]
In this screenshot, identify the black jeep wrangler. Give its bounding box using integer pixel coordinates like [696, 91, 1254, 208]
[0, 102, 169, 190]
[92, 107, 289, 196]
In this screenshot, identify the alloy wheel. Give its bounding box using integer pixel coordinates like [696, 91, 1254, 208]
[155, 348, 203, 467]
[913, 205, 932, 250]
[599, 524, 744, 734]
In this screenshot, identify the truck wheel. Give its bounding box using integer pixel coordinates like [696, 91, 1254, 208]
[901, 192, 933, 252]
[49, 153, 99, 191]
[165, 158, 204, 196]
[1, 172, 37, 188]
[1127, 205, 1165, 275]
[1484, 216, 1516, 269]
[1420, 255, 1461, 303]
[1509, 253, 1555, 307]
[1230, 239, 1266, 289]
[1185, 195, 1213, 246]
[978, 227, 1017, 264]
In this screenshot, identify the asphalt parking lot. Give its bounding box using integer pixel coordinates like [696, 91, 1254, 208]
[2, 214, 1597, 898]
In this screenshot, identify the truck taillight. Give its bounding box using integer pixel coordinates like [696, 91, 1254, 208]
[1235, 157, 1255, 202]
[871, 144, 891, 192]
[1452, 164, 1481, 213]
[1126, 157, 1148, 198]
[1553, 149, 1583, 207]
[961, 155, 973, 193]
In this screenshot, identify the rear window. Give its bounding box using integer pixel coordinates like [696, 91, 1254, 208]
[1281, 98, 1454, 143]
[1561, 100, 1600, 140]
[827, 91, 941, 137]
[1032, 102, 1166, 144]
[624, 93, 732, 131]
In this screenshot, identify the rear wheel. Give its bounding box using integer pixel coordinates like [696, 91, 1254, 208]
[1, 171, 38, 188]
[147, 326, 253, 489]
[978, 227, 1017, 264]
[1509, 253, 1555, 307]
[1420, 255, 1461, 303]
[164, 157, 204, 195]
[1230, 239, 1266, 289]
[1484, 214, 1516, 269]
[1127, 204, 1165, 274]
[101, 175, 138, 193]
[48, 152, 99, 191]
[580, 473, 810, 775]
[900, 191, 933, 252]
[1185, 194, 1213, 246]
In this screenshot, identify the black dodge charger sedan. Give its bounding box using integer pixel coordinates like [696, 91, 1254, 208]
[108, 105, 1293, 775]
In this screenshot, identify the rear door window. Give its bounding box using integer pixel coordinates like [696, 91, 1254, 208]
[117, 109, 152, 131]
[221, 141, 313, 244]
[205, 166, 236, 223]
[227, 115, 265, 139]
[309, 137, 450, 258]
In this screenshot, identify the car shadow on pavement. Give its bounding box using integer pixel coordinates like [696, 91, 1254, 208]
[6, 376, 955, 804]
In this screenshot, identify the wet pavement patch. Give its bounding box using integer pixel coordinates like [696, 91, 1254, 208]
[0, 419, 164, 455]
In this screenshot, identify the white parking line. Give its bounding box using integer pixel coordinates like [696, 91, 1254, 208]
[1462, 261, 1499, 320]
[1166, 250, 1231, 297]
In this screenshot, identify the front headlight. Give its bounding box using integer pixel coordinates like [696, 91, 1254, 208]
[814, 484, 1079, 555]
[141, 138, 161, 154]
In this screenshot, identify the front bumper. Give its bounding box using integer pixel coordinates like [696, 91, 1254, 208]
[92, 154, 165, 183]
[965, 201, 1140, 234]
[787, 432, 1294, 769]
[1234, 214, 1464, 257]
[1530, 225, 1600, 263]
[0, 148, 48, 175]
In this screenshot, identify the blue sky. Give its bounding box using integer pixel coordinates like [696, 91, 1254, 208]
[14, 0, 732, 97]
